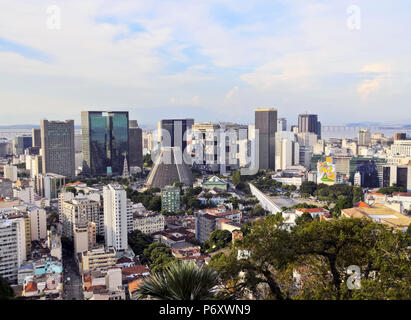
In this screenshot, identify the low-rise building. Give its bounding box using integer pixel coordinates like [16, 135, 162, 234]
[342, 203, 411, 231]
[133, 212, 165, 234]
[195, 207, 242, 243]
[80, 246, 117, 274]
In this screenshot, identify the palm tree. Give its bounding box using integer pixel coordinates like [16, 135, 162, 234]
[137, 261, 219, 300]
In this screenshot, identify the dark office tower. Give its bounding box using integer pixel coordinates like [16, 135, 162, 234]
[129, 120, 143, 169]
[32, 128, 41, 147]
[81, 111, 129, 177]
[40, 120, 75, 178]
[298, 114, 319, 137]
[13, 135, 32, 155]
[394, 132, 407, 141]
[158, 119, 194, 153]
[317, 121, 321, 139]
[255, 108, 277, 170]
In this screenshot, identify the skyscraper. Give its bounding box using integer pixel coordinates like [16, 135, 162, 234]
[40, 119, 75, 178]
[158, 118, 194, 153]
[32, 128, 41, 148]
[81, 111, 129, 177]
[12, 135, 32, 155]
[0, 218, 26, 283]
[275, 131, 299, 171]
[255, 108, 277, 170]
[277, 118, 287, 131]
[358, 129, 371, 146]
[128, 120, 143, 169]
[103, 184, 128, 251]
[298, 114, 319, 138]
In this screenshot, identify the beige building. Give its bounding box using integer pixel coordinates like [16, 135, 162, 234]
[4, 165, 17, 182]
[342, 203, 411, 231]
[28, 206, 47, 241]
[81, 246, 116, 274]
[74, 222, 96, 255]
[133, 212, 165, 234]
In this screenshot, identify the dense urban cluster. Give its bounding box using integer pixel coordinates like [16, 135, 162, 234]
[0, 109, 410, 300]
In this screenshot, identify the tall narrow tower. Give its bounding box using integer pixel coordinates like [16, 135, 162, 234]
[122, 154, 130, 178]
[254, 108, 277, 170]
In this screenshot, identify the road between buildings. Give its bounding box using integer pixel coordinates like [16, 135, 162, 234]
[62, 248, 83, 300]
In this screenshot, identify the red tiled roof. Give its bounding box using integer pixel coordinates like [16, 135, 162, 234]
[25, 282, 37, 292]
[86, 285, 106, 292]
[296, 208, 328, 213]
[356, 201, 370, 208]
[392, 192, 411, 197]
[122, 266, 150, 276]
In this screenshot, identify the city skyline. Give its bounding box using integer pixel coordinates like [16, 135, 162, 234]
[1, 1, 411, 125]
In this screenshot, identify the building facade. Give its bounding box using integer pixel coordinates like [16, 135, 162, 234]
[103, 185, 128, 251]
[128, 120, 143, 170]
[40, 119, 75, 178]
[81, 111, 129, 177]
[255, 108, 277, 170]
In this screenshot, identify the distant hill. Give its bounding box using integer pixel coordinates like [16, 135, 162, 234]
[0, 125, 82, 130]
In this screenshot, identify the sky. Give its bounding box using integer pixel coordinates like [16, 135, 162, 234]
[0, 0, 410, 128]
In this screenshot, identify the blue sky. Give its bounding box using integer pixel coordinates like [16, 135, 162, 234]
[0, 0, 410, 127]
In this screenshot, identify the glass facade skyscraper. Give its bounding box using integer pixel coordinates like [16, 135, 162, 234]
[81, 111, 129, 177]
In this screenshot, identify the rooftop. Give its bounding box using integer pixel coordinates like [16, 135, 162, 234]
[342, 204, 411, 229]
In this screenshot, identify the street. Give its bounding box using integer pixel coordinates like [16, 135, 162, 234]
[62, 248, 83, 300]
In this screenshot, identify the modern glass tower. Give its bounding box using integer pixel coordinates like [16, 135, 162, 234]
[81, 111, 129, 177]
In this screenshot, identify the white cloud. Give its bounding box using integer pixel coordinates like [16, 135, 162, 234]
[357, 64, 392, 100]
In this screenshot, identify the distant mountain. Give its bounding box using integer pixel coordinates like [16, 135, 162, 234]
[0, 124, 82, 129]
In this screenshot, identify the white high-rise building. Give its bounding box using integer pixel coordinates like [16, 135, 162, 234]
[354, 171, 362, 186]
[103, 184, 128, 251]
[0, 218, 26, 283]
[189, 122, 249, 175]
[4, 165, 18, 182]
[275, 131, 300, 171]
[13, 186, 35, 204]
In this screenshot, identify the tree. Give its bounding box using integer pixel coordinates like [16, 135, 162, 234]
[295, 212, 314, 226]
[138, 261, 219, 300]
[65, 186, 77, 196]
[148, 196, 162, 212]
[300, 181, 317, 196]
[248, 204, 267, 217]
[143, 243, 176, 272]
[212, 215, 295, 300]
[232, 170, 242, 186]
[202, 230, 232, 253]
[353, 186, 364, 203]
[143, 154, 153, 167]
[0, 276, 14, 300]
[377, 184, 407, 195]
[211, 215, 411, 300]
[128, 230, 153, 256]
[332, 195, 352, 217]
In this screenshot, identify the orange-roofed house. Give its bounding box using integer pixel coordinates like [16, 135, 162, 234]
[356, 201, 370, 208]
[23, 281, 38, 297]
[128, 278, 144, 300]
